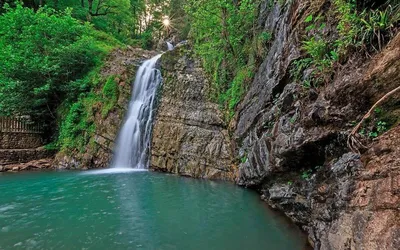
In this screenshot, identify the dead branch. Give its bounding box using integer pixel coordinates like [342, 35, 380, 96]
[347, 85, 400, 153]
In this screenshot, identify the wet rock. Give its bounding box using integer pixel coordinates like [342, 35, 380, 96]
[330, 153, 360, 176]
[268, 183, 293, 201]
[156, 39, 169, 51]
[150, 46, 235, 181]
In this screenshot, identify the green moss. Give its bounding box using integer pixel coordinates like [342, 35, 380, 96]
[220, 65, 255, 120]
[57, 97, 96, 152]
[101, 76, 120, 118]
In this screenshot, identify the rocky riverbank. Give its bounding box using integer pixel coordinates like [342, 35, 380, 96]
[0, 158, 53, 172]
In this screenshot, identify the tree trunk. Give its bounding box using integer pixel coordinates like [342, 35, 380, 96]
[88, 0, 93, 14]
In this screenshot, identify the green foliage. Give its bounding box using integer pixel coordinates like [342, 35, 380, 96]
[374, 107, 383, 114]
[185, 0, 259, 120]
[240, 155, 248, 164]
[293, 0, 399, 88]
[259, 31, 272, 42]
[220, 66, 254, 119]
[302, 37, 329, 62]
[298, 14, 336, 86]
[43, 0, 141, 44]
[367, 120, 388, 138]
[0, 0, 192, 152]
[255, 31, 273, 58]
[289, 115, 297, 124]
[102, 76, 119, 118]
[290, 58, 312, 81]
[334, 0, 362, 55]
[44, 142, 59, 151]
[359, 119, 389, 139]
[305, 14, 313, 23]
[0, 1, 191, 152]
[56, 68, 124, 151]
[359, 4, 400, 51]
[301, 169, 312, 180]
[377, 121, 388, 133]
[0, 4, 117, 122]
[138, 29, 154, 49]
[334, 0, 399, 55]
[0, 3, 125, 151]
[57, 96, 97, 151]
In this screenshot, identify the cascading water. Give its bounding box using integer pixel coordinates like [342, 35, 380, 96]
[112, 54, 162, 170]
[167, 42, 174, 51]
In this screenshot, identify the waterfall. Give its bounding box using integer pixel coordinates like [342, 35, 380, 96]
[112, 54, 162, 169]
[167, 42, 174, 51]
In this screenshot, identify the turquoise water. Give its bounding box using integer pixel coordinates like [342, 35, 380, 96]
[0, 170, 307, 249]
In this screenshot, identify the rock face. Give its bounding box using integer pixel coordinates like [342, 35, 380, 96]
[303, 127, 400, 250]
[150, 47, 236, 180]
[233, 1, 400, 249]
[150, 1, 400, 249]
[345, 127, 400, 250]
[0, 158, 53, 172]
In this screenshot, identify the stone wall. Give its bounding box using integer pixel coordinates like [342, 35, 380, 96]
[0, 132, 43, 149]
[150, 46, 236, 181]
[0, 148, 54, 165]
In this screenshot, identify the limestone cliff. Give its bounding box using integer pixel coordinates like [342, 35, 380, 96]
[150, 47, 236, 180]
[150, 1, 400, 249]
[233, 1, 400, 249]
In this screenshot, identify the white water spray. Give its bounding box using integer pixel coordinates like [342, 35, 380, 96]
[112, 55, 162, 169]
[167, 42, 174, 51]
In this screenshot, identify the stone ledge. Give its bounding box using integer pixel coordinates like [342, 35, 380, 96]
[0, 158, 53, 172]
[0, 148, 54, 165]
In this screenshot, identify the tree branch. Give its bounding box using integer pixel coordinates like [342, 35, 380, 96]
[347, 85, 400, 153]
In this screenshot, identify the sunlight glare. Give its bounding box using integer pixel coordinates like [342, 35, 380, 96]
[163, 17, 171, 27]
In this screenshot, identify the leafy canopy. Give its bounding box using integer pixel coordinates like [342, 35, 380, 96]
[0, 3, 117, 121]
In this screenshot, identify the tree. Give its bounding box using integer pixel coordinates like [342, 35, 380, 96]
[0, 4, 114, 124]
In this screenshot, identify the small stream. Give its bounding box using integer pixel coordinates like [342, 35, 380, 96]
[0, 171, 308, 249]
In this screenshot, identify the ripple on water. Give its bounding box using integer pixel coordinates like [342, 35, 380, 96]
[0, 204, 16, 212]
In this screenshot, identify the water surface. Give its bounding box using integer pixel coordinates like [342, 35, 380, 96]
[0, 171, 307, 249]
